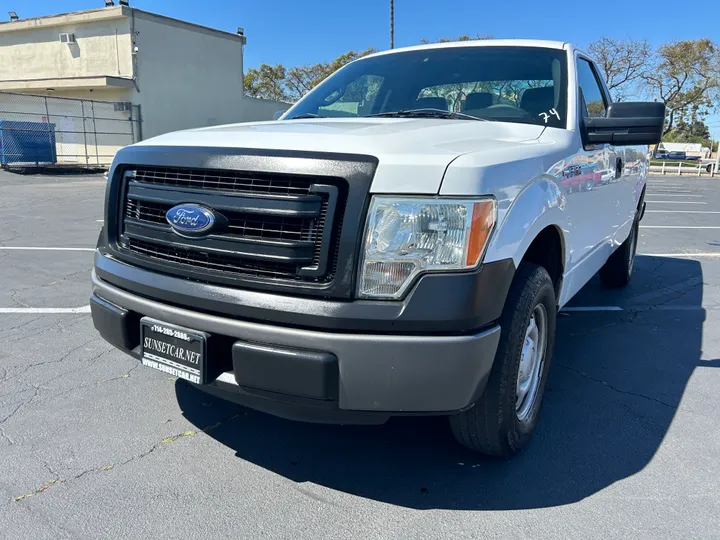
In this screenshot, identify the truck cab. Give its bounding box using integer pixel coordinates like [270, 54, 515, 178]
[91, 40, 664, 456]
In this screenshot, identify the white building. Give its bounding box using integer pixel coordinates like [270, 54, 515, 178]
[659, 142, 704, 157]
[0, 6, 289, 140]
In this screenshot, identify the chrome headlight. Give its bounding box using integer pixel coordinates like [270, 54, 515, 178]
[358, 196, 496, 299]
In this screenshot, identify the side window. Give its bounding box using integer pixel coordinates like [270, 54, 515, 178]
[318, 75, 383, 117]
[577, 59, 607, 118]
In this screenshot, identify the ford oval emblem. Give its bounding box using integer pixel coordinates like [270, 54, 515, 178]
[165, 204, 215, 235]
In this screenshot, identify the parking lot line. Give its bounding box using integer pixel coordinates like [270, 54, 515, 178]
[640, 252, 720, 258]
[641, 226, 720, 229]
[0, 247, 94, 252]
[0, 306, 90, 314]
[561, 306, 623, 312]
[562, 305, 708, 313]
[645, 210, 720, 214]
[644, 200, 707, 204]
[649, 192, 694, 195]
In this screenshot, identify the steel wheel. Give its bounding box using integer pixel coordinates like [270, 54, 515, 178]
[516, 303, 547, 421]
[450, 263, 557, 456]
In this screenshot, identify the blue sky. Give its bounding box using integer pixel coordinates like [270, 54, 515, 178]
[15, 0, 720, 137]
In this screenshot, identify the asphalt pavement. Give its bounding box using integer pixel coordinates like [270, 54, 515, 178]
[1, 171, 719, 539]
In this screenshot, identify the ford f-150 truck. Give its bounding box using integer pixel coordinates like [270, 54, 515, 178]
[91, 40, 664, 456]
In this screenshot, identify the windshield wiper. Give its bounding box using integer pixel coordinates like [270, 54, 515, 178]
[365, 108, 486, 121]
[286, 113, 327, 120]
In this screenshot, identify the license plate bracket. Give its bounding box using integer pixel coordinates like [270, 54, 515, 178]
[140, 317, 207, 384]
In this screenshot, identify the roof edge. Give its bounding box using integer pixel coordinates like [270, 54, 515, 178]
[0, 6, 127, 33]
[0, 6, 246, 43]
[131, 9, 246, 43]
[364, 39, 569, 60]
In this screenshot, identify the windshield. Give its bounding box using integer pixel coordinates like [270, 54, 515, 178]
[283, 46, 568, 129]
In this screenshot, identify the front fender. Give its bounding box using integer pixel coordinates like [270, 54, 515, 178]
[483, 175, 570, 271]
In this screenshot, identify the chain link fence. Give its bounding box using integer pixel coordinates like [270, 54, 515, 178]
[0, 91, 141, 169]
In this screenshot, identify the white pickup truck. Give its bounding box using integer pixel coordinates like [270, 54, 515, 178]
[91, 40, 664, 456]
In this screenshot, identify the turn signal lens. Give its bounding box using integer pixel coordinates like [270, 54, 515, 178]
[466, 201, 496, 266]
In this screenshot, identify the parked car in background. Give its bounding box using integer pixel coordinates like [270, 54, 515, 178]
[684, 155, 700, 161]
[655, 150, 669, 159]
[667, 151, 687, 160]
[701, 158, 718, 173]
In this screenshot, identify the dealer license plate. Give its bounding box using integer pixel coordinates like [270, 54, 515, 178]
[140, 318, 207, 384]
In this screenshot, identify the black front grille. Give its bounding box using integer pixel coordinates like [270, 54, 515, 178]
[126, 198, 323, 244]
[116, 166, 344, 287]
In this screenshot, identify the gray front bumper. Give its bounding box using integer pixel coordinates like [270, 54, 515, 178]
[92, 270, 500, 415]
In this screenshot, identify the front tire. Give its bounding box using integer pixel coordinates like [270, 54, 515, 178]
[599, 216, 638, 288]
[449, 263, 556, 457]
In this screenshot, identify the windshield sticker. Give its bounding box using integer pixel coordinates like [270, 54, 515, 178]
[539, 109, 561, 123]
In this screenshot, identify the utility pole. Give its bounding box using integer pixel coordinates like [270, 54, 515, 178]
[390, 0, 394, 49]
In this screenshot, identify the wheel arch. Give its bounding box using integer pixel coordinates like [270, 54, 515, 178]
[518, 225, 566, 300]
[484, 176, 570, 303]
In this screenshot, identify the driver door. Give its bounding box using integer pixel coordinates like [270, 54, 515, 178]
[576, 56, 620, 249]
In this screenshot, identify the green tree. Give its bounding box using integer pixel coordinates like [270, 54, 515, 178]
[587, 38, 651, 101]
[641, 39, 720, 135]
[244, 64, 289, 102]
[285, 48, 376, 100]
[244, 48, 376, 102]
[663, 111, 712, 146]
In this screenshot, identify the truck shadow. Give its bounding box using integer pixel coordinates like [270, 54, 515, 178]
[176, 255, 716, 510]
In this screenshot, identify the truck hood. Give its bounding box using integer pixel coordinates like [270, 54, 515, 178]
[136, 118, 546, 194]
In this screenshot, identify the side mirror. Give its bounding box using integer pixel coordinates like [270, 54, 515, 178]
[273, 110, 287, 121]
[584, 102, 665, 146]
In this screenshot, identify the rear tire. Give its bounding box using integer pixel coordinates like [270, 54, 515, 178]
[449, 263, 556, 457]
[599, 216, 638, 288]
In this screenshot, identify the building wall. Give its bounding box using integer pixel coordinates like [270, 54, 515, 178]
[0, 12, 133, 82]
[240, 97, 290, 123]
[132, 12, 242, 138]
[132, 12, 289, 139]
